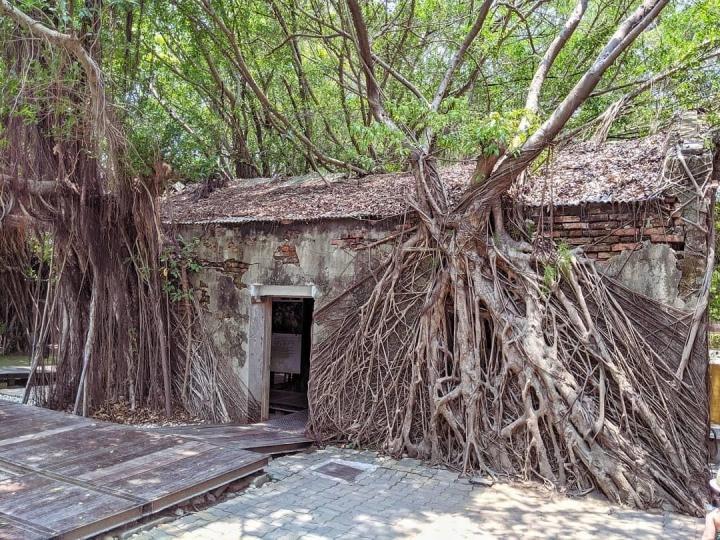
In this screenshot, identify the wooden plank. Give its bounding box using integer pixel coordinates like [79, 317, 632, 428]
[0, 473, 142, 537]
[71, 440, 219, 486]
[0, 403, 94, 448]
[0, 401, 271, 539]
[153, 409, 312, 454]
[101, 447, 267, 505]
[0, 468, 17, 482]
[0, 512, 53, 540]
[1, 426, 188, 474]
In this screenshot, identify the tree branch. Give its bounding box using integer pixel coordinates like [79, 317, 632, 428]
[0, 0, 120, 184]
[0, 174, 57, 197]
[193, 0, 366, 174]
[456, 0, 670, 212]
[525, 0, 588, 116]
[345, 0, 402, 132]
[372, 53, 429, 106]
[431, 0, 493, 112]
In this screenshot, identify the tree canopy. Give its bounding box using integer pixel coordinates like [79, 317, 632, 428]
[2, 0, 718, 181]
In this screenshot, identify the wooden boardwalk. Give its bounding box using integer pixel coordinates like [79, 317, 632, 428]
[158, 410, 311, 454]
[0, 367, 30, 387]
[0, 402, 311, 539]
[0, 366, 54, 387]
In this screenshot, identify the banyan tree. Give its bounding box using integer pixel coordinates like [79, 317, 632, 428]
[1, 0, 718, 515]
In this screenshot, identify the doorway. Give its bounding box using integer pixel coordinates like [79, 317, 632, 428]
[247, 284, 317, 421]
[268, 298, 313, 416]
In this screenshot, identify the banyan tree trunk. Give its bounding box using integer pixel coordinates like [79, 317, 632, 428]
[308, 154, 709, 515]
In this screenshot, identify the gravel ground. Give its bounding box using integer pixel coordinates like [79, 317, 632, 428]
[0, 388, 23, 403]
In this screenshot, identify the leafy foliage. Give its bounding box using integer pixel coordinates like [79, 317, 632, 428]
[160, 237, 202, 302]
[5, 0, 708, 181]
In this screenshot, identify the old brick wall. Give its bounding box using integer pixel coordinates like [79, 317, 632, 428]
[527, 197, 685, 261]
[523, 114, 714, 311]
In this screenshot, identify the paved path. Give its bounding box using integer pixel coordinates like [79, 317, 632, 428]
[134, 447, 703, 539]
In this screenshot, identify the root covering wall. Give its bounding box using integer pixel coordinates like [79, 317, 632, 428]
[170, 117, 714, 515]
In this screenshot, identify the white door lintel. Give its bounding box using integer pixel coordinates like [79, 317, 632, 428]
[249, 283, 317, 301]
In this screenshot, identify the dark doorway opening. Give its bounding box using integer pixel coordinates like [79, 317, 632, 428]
[268, 297, 313, 415]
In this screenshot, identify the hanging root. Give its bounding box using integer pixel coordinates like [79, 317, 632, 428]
[172, 295, 260, 423]
[309, 214, 708, 515]
[0, 17, 256, 422]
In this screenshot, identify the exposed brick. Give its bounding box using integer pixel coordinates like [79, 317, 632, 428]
[614, 228, 639, 237]
[273, 243, 300, 264]
[649, 234, 685, 243]
[611, 242, 641, 252]
[645, 217, 665, 227]
[331, 235, 367, 249]
[596, 252, 614, 260]
[584, 244, 613, 252]
[587, 213, 610, 222]
[563, 237, 588, 245]
[589, 221, 618, 229]
[562, 222, 589, 230]
[640, 227, 670, 235]
[608, 213, 636, 221]
[554, 215, 581, 223]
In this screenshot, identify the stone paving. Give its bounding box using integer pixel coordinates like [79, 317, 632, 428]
[133, 447, 704, 539]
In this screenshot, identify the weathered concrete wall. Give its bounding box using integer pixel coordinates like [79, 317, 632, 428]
[176, 218, 402, 402]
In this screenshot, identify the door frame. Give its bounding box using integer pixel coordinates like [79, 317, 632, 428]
[248, 283, 317, 420]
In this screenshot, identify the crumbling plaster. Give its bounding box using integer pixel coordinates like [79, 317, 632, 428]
[177, 218, 399, 398]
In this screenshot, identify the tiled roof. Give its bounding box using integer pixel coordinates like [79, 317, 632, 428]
[161, 133, 671, 224]
[515, 133, 669, 206]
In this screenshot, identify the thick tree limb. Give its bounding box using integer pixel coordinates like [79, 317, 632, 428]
[0, 174, 57, 197]
[345, 0, 402, 133]
[457, 0, 670, 212]
[525, 0, 588, 116]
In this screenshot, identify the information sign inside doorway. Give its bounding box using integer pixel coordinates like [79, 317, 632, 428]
[270, 333, 302, 374]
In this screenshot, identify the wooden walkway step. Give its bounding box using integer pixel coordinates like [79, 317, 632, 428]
[0, 366, 55, 387]
[0, 401, 274, 540]
[155, 410, 312, 455]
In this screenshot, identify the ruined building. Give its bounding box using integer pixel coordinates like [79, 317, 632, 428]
[162, 115, 716, 421]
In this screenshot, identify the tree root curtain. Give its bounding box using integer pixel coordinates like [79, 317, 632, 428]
[309, 174, 711, 516]
[0, 2, 258, 424]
